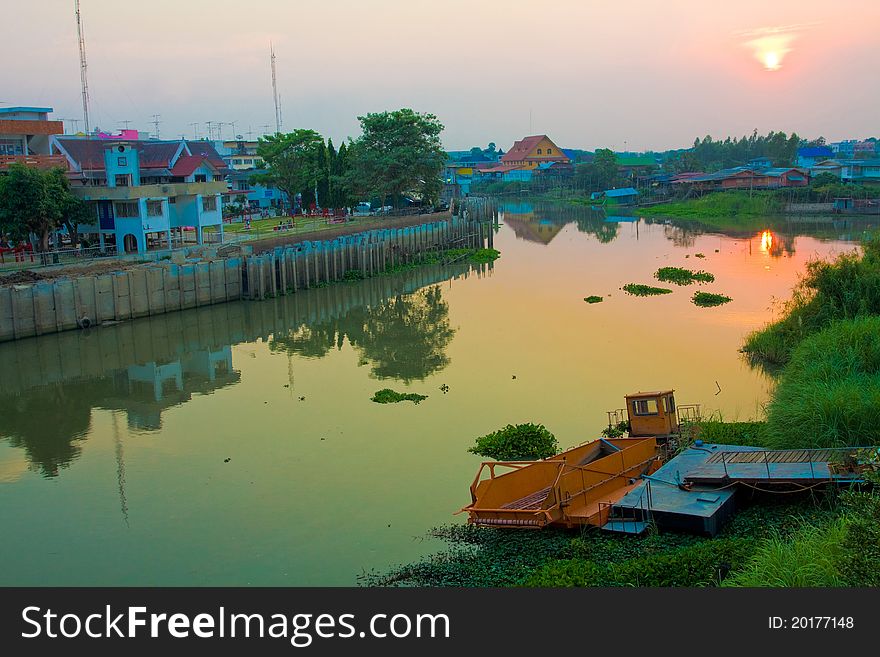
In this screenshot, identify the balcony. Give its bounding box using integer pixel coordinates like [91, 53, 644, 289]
[72, 180, 228, 201]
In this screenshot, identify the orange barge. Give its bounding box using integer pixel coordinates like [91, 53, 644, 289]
[461, 390, 692, 529]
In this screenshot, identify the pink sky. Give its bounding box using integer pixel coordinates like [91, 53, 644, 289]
[7, 0, 880, 150]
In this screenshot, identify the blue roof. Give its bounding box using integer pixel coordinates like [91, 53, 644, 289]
[798, 146, 833, 158]
[0, 106, 53, 114]
[605, 187, 639, 197]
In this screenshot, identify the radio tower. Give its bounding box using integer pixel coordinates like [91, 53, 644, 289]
[270, 42, 282, 134]
[74, 0, 91, 134]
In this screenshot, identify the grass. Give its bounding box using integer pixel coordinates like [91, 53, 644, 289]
[371, 389, 428, 404]
[622, 283, 672, 297]
[742, 237, 880, 367]
[583, 295, 604, 304]
[692, 291, 732, 307]
[655, 266, 715, 285]
[638, 191, 785, 221]
[759, 316, 880, 449]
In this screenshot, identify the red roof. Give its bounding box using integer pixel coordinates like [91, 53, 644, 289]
[185, 141, 228, 170]
[170, 155, 207, 177]
[500, 135, 569, 164]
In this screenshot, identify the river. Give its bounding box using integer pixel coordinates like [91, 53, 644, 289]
[0, 201, 869, 585]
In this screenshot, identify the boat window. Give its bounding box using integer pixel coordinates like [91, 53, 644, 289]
[664, 396, 676, 414]
[633, 399, 659, 415]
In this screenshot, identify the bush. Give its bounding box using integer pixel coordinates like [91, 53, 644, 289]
[761, 317, 880, 449]
[723, 521, 847, 587]
[526, 538, 756, 587]
[468, 423, 558, 460]
[837, 491, 880, 586]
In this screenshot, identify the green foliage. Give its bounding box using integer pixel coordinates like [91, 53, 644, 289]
[697, 418, 766, 445]
[583, 295, 604, 304]
[255, 130, 326, 206]
[0, 164, 81, 252]
[468, 248, 500, 263]
[692, 291, 732, 307]
[371, 388, 428, 404]
[623, 283, 672, 296]
[346, 109, 446, 207]
[639, 191, 784, 220]
[601, 420, 630, 438]
[468, 423, 558, 461]
[655, 267, 715, 285]
[342, 269, 365, 281]
[836, 491, 880, 586]
[526, 538, 756, 587]
[760, 317, 880, 449]
[574, 148, 620, 192]
[742, 238, 880, 366]
[680, 131, 800, 171]
[723, 521, 847, 587]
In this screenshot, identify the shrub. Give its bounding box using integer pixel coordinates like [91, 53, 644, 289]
[761, 317, 880, 449]
[468, 423, 558, 460]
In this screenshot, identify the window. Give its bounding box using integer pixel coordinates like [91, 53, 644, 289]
[146, 200, 164, 217]
[233, 159, 242, 165]
[0, 139, 23, 156]
[115, 174, 131, 187]
[118, 156, 127, 167]
[632, 399, 659, 416]
[244, 158, 253, 165]
[194, 174, 207, 183]
[115, 201, 140, 218]
[547, 148, 552, 154]
[664, 396, 675, 414]
[537, 148, 542, 155]
[201, 196, 217, 212]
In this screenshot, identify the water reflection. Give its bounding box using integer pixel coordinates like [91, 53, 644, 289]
[0, 262, 477, 477]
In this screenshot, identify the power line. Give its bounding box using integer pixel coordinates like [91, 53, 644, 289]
[151, 113, 161, 139]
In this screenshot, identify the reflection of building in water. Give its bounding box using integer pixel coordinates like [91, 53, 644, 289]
[0, 260, 485, 477]
[501, 203, 565, 245]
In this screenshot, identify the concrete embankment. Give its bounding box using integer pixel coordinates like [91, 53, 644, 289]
[0, 214, 489, 342]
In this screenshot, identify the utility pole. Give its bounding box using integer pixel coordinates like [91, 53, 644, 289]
[205, 120, 214, 141]
[270, 42, 282, 134]
[119, 120, 132, 130]
[74, 0, 91, 134]
[190, 122, 200, 140]
[151, 113, 161, 139]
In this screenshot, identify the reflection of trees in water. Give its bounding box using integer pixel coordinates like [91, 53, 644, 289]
[270, 285, 455, 382]
[0, 382, 94, 477]
[575, 215, 619, 243]
[661, 224, 698, 248]
[502, 201, 623, 244]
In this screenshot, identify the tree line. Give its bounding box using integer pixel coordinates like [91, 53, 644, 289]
[254, 108, 447, 211]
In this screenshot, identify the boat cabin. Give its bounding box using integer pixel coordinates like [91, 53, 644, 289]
[625, 390, 679, 439]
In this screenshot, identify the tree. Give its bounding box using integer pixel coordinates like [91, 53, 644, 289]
[254, 130, 325, 212]
[346, 108, 446, 208]
[0, 164, 77, 256]
[590, 148, 620, 190]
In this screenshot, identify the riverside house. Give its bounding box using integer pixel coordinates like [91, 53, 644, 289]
[51, 136, 228, 254]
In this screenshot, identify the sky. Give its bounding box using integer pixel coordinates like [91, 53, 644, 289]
[6, 0, 880, 152]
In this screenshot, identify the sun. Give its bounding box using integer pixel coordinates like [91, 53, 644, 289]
[762, 50, 781, 71]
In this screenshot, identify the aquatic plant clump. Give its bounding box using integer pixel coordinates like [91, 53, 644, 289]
[622, 283, 672, 297]
[371, 389, 428, 404]
[468, 423, 558, 461]
[583, 296, 604, 304]
[655, 267, 715, 286]
[469, 248, 501, 263]
[692, 291, 732, 307]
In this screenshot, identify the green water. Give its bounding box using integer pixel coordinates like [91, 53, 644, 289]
[0, 203, 869, 585]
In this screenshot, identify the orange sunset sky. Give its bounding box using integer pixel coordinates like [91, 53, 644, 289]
[7, 0, 880, 150]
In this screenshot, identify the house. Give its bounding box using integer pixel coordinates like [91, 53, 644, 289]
[616, 155, 657, 181]
[796, 146, 834, 168]
[829, 140, 876, 159]
[686, 167, 809, 191]
[0, 106, 67, 171]
[226, 168, 286, 209]
[218, 139, 263, 170]
[591, 187, 639, 205]
[747, 156, 773, 168]
[500, 135, 571, 170]
[51, 136, 228, 254]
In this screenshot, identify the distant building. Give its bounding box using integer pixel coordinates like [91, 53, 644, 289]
[499, 135, 570, 169]
[829, 140, 876, 159]
[51, 136, 228, 253]
[796, 146, 834, 168]
[684, 166, 809, 191]
[226, 168, 286, 209]
[591, 187, 640, 205]
[0, 106, 67, 170]
[616, 155, 657, 181]
[747, 156, 774, 168]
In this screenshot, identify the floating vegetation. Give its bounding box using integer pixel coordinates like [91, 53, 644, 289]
[468, 423, 558, 461]
[470, 248, 501, 263]
[443, 247, 500, 264]
[583, 295, 604, 304]
[695, 253, 706, 259]
[623, 283, 673, 297]
[371, 389, 428, 404]
[693, 291, 732, 307]
[655, 267, 715, 286]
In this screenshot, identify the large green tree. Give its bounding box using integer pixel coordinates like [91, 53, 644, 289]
[0, 163, 83, 255]
[254, 130, 325, 211]
[346, 108, 446, 208]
